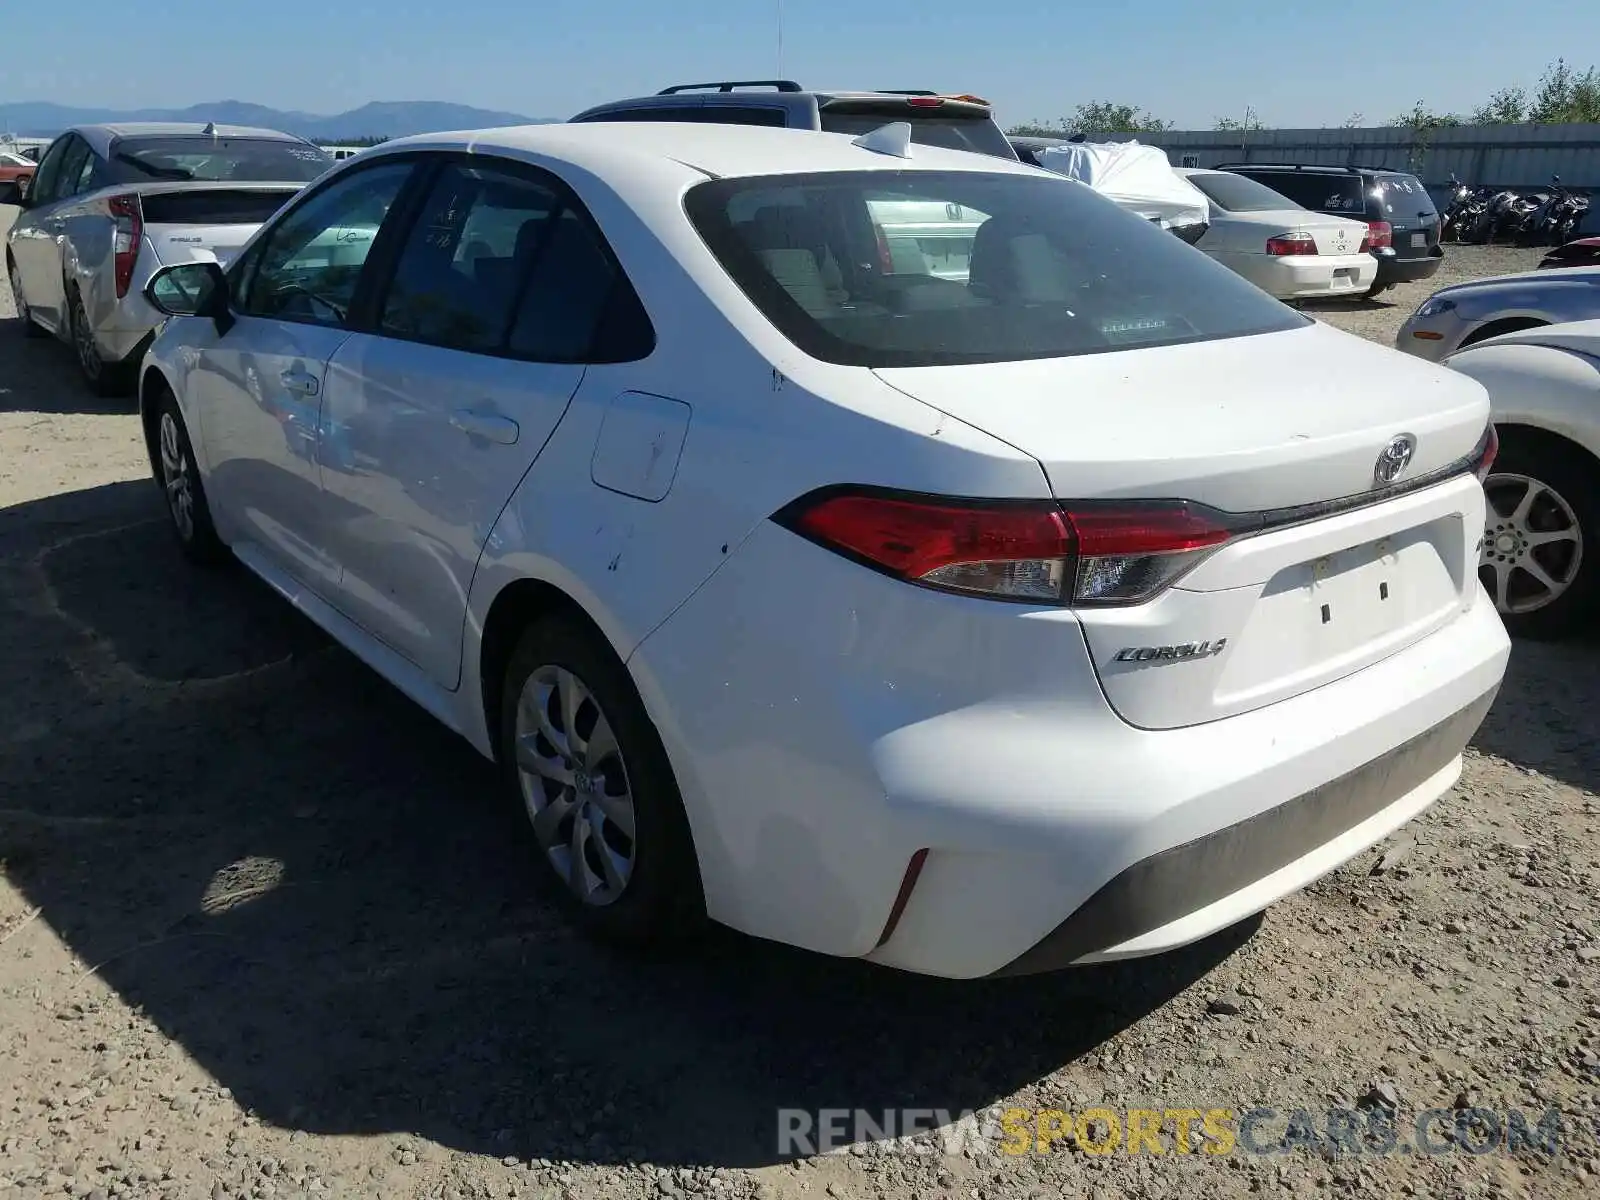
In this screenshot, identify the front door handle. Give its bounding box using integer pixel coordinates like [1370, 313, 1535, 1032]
[280, 368, 319, 397]
[450, 408, 520, 445]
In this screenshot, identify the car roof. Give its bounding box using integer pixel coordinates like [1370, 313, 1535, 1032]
[367, 120, 1040, 183]
[69, 123, 310, 156]
[1217, 162, 1416, 179]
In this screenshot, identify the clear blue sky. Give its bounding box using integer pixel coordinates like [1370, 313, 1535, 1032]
[6, 0, 1597, 128]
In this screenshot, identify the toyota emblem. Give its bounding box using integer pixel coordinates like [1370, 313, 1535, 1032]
[1374, 434, 1417, 485]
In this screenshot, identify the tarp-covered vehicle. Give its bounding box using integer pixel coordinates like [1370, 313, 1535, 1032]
[1017, 137, 1211, 244]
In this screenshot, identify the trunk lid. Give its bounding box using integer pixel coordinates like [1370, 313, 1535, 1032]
[1294, 214, 1369, 257]
[874, 322, 1491, 729]
[137, 184, 302, 268]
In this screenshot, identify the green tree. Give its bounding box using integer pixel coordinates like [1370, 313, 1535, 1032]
[1470, 86, 1530, 124]
[1214, 113, 1265, 132]
[1387, 102, 1463, 130]
[1529, 57, 1600, 123]
[1008, 101, 1172, 138]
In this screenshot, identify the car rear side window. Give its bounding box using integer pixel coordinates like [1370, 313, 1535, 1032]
[378, 160, 654, 363]
[1188, 172, 1303, 213]
[109, 137, 332, 184]
[686, 169, 1306, 368]
[1239, 171, 1365, 215]
[380, 164, 562, 352]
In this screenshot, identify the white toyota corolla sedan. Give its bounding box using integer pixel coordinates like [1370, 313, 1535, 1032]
[135, 120, 1510, 979]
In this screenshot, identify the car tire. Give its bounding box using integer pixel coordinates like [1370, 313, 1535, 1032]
[7, 258, 48, 338]
[1480, 431, 1600, 640]
[151, 387, 228, 566]
[69, 288, 135, 399]
[498, 612, 705, 948]
[1365, 282, 1393, 300]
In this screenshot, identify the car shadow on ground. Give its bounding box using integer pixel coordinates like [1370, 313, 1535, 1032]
[0, 480, 1262, 1170]
[1471, 630, 1600, 797]
[0, 313, 126, 415]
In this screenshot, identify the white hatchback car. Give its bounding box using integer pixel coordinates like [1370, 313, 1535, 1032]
[136, 121, 1509, 979]
[1177, 168, 1377, 301]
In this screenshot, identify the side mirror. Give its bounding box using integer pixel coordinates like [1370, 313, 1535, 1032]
[144, 260, 234, 335]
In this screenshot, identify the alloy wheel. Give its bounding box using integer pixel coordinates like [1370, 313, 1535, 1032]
[1480, 471, 1584, 614]
[513, 664, 637, 906]
[158, 411, 196, 541]
[72, 295, 102, 381]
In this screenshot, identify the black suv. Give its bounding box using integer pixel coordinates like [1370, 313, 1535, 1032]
[569, 80, 1019, 162]
[1214, 162, 1443, 298]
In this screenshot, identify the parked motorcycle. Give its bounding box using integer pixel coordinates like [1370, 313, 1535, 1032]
[1443, 177, 1496, 243]
[1514, 176, 1586, 247]
[1461, 189, 1527, 244]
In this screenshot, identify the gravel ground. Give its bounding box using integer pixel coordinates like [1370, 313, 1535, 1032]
[2, 217, 1597, 1200]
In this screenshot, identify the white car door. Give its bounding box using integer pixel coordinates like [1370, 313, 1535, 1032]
[317, 158, 628, 688]
[192, 159, 418, 594]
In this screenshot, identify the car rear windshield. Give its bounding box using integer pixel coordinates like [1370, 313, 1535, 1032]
[817, 107, 1017, 159]
[1239, 171, 1366, 216]
[1374, 173, 1438, 218]
[685, 169, 1307, 368]
[1188, 171, 1303, 213]
[109, 137, 332, 184]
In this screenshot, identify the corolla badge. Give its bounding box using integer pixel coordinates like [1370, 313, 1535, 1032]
[1374, 434, 1417, 485]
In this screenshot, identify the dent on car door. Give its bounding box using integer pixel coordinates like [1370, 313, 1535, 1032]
[317, 158, 634, 689]
[191, 160, 418, 594]
[9, 134, 79, 327]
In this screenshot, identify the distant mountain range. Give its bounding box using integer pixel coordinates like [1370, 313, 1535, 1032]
[0, 100, 558, 141]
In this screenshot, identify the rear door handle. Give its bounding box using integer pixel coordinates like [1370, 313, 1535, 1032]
[280, 368, 319, 397]
[450, 408, 520, 445]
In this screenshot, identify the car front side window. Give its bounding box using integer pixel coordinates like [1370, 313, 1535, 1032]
[240, 161, 415, 327]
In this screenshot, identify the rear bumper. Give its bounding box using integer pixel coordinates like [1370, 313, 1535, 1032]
[632, 519, 1511, 979]
[1375, 249, 1444, 288]
[991, 682, 1497, 974]
[1255, 253, 1378, 299]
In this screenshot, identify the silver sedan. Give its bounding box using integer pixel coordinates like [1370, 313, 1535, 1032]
[1396, 265, 1600, 362]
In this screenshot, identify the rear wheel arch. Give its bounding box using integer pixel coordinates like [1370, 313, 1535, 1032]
[478, 579, 634, 765]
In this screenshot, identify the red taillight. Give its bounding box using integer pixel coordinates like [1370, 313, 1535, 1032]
[1366, 220, 1393, 251]
[872, 224, 895, 273]
[109, 193, 143, 299]
[1265, 232, 1317, 257]
[906, 96, 945, 108]
[776, 489, 1234, 606]
[1473, 424, 1499, 482]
